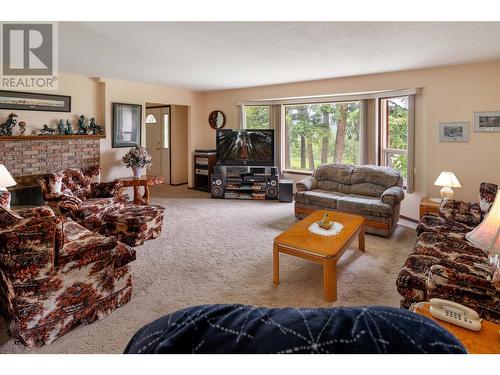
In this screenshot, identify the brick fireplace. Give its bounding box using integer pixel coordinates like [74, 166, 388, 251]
[0, 137, 100, 206]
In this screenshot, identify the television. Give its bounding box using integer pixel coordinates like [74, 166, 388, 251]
[216, 129, 274, 166]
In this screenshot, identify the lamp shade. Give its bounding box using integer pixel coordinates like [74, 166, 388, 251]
[0, 164, 16, 188]
[466, 193, 500, 255]
[434, 171, 461, 188]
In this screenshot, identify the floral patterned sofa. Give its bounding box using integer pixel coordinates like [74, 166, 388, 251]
[396, 183, 500, 323]
[0, 190, 136, 347]
[38, 167, 128, 231]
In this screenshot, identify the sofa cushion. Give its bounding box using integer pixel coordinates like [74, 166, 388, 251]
[294, 190, 345, 208]
[313, 163, 353, 193]
[350, 165, 402, 197]
[336, 195, 393, 215]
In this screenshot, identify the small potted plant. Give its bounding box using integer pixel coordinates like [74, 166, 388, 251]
[122, 145, 152, 178]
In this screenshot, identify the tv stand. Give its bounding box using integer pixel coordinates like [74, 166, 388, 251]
[213, 165, 279, 200]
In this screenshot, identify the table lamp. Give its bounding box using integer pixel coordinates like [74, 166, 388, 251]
[466, 192, 500, 256]
[434, 171, 461, 200]
[0, 164, 17, 208]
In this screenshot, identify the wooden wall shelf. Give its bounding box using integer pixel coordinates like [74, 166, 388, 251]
[0, 134, 106, 141]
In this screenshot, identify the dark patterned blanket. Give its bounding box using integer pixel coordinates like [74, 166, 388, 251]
[124, 304, 466, 354]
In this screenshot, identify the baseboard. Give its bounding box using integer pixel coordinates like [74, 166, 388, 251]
[170, 182, 188, 186]
[400, 215, 418, 223]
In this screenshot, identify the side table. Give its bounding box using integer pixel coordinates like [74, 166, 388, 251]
[419, 197, 440, 218]
[117, 175, 165, 205]
[411, 302, 500, 354]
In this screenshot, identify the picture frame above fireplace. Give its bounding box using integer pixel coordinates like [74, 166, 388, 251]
[0, 90, 71, 112]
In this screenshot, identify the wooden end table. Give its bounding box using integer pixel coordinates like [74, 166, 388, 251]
[411, 302, 500, 354]
[419, 197, 440, 218]
[273, 210, 365, 302]
[117, 175, 165, 205]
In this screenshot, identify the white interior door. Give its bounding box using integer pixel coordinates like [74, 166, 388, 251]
[145, 108, 163, 177]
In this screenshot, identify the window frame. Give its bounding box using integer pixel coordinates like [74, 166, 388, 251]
[242, 104, 271, 129]
[377, 95, 414, 191]
[281, 100, 363, 174]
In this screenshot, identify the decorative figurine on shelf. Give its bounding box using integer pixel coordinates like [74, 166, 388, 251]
[18, 121, 26, 136]
[65, 119, 73, 135]
[39, 124, 56, 135]
[57, 119, 65, 135]
[317, 212, 334, 230]
[0, 113, 18, 136]
[89, 117, 104, 135]
[75, 115, 87, 134]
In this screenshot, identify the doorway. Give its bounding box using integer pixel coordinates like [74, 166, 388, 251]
[145, 103, 170, 183]
[145, 103, 189, 185]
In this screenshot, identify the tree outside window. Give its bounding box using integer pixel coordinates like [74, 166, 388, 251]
[244, 105, 270, 129]
[284, 102, 360, 171]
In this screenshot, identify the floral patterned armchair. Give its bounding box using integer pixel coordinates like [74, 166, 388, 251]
[38, 167, 128, 231]
[0, 190, 136, 347]
[397, 182, 500, 323]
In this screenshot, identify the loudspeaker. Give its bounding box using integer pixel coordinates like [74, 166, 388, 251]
[279, 179, 294, 203]
[265, 175, 279, 200]
[211, 174, 225, 199]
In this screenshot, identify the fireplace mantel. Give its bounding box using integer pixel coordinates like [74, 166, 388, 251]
[0, 134, 105, 141]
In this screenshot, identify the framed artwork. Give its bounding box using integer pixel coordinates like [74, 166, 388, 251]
[474, 111, 500, 132]
[112, 103, 142, 148]
[0, 90, 71, 112]
[439, 122, 469, 142]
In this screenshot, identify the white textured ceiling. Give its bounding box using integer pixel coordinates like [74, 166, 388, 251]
[59, 22, 500, 91]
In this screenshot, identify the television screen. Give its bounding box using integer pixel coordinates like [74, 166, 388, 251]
[216, 129, 274, 166]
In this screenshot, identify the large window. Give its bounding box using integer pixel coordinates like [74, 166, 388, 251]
[380, 97, 408, 180]
[284, 101, 360, 172]
[244, 105, 270, 129]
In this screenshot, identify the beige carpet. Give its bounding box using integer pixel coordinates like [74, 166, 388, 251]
[0, 185, 416, 353]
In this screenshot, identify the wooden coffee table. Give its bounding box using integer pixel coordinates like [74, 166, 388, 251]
[273, 210, 365, 302]
[117, 175, 165, 205]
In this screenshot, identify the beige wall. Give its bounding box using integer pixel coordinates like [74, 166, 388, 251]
[0, 73, 103, 136]
[200, 61, 500, 220]
[170, 105, 189, 185]
[0, 73, 203, 185]
[101, 78, 203, 182]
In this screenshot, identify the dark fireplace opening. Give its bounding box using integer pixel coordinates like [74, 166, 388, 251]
[9, 184, 44, 207]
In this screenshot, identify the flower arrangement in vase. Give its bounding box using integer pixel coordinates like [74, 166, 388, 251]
[122, 145, 152, 178]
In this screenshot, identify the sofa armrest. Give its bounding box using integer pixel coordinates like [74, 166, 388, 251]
[0, 216, 62, 279]
[16, 206, 55, 219]
[296, 176, 317, 192]
[90, 180, 124, 198]
[429, 264, 495, 293]
[439, 199, 482, 226]
[381, 186, 405, 205]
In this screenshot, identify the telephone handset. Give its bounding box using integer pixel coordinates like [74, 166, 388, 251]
[429, 298, 481, 331]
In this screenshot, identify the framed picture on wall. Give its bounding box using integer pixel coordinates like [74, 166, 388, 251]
[439, 122, 469, 142]
[474, 111, 500, 132]
[0, 90, 71, 112]
[112, 102, 142, 148]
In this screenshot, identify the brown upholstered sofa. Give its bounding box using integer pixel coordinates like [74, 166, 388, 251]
[0, 190, 136, 346]
[396, 183, 499, 324]
[295, 163, 404, 236]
